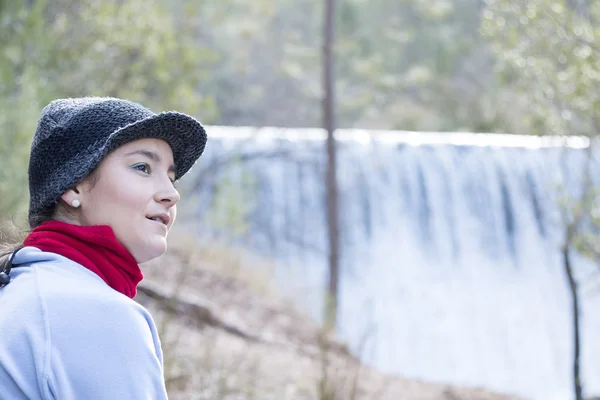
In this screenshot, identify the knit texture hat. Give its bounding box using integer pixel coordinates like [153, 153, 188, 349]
[28, 97, 207, 227]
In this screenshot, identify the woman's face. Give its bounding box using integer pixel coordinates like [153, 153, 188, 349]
[70, 138, 180, 263]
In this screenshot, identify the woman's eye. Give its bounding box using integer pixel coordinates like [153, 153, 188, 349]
[133, 163, 151, 174]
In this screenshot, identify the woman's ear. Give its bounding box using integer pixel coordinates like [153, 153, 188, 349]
[59, 187, 81, 209]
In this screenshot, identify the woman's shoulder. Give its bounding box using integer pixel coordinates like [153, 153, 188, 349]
[38, 268, 149, 324]
[16, 247, 107, 285]
[5, 247, 156, 334]
[11, 248, 143, 315]
[15, 248, 131, 304]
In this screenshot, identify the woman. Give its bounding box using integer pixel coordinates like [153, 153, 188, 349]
[0, 97, 207, 399]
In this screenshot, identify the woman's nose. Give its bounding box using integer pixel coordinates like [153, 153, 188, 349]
[155, 179, 180, 206]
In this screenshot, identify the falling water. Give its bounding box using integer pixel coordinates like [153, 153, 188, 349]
[185, 126, 600, 399]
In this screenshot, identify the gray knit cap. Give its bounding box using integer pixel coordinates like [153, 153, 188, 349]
[28, 97, 207, 227]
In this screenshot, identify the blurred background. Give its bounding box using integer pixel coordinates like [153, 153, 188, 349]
[1, 1, 599, 399]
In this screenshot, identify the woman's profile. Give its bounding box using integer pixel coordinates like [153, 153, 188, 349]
[0, 97, 207, 399]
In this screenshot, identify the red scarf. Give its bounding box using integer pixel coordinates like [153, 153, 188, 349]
[24, 220, 143, 298]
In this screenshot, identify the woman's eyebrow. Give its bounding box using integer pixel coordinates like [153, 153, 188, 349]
[124, 150, 176, 173]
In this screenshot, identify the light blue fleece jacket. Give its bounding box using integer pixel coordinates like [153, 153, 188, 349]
[0, 247, 168, 400]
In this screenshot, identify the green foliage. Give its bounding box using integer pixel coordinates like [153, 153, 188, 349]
[277, 0, 508, 131]
[46, 0, 218, 116]
[186, 0, 507, 132]
[481, 0, 599, 136]
[0, 0, 53, 221]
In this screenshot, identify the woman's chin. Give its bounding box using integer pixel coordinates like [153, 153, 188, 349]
[134, 240, 167, 264]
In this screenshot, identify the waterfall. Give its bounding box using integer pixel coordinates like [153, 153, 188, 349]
[183, 126, 600, 399]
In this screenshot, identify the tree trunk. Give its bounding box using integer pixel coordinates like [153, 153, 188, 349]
[323, 0, 339, 331]
[562, 246, 583, 400]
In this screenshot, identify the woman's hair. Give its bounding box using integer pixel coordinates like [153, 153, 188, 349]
[0, 211, 52, 275]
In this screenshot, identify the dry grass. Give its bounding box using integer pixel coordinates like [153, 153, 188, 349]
[160, 228, 280, 300]
[0, 218, 27, 246]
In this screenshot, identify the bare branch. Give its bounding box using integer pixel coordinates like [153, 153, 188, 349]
[137, 281, 261, 342]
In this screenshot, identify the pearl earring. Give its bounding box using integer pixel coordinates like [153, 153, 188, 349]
[71, 199, 81, 208]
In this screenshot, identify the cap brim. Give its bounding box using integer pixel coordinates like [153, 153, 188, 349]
[104, 111, 207, 180]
